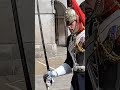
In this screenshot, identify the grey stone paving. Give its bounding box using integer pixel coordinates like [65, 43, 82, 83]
[35, 46, 73, 90]
[35, 74, 72, 90]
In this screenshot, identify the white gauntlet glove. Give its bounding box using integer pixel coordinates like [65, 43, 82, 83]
[54, 63, 72, 76]
[43, 70, 57, 89]
[43, 63, 72, 89]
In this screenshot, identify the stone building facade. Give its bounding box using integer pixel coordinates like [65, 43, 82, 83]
[35, 0, 84, 58]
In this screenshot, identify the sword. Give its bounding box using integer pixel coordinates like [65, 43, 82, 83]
[36, 0, 51, 89]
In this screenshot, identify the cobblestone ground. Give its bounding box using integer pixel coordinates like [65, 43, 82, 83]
[35, 46, 73, 90]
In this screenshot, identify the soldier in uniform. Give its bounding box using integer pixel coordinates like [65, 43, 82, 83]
[85, 0, 120, 89]
[43, 8, 85, 90]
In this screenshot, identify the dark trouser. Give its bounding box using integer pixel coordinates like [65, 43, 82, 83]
[71, 72, 85, 90]
[85, 70, 93, 90]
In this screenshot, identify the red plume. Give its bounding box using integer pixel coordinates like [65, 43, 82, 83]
[71, 0, 85, 26]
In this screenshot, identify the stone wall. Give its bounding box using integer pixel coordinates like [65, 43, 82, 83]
[35, 0, 57, 58]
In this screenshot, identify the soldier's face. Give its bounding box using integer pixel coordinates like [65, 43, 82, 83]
[67, 21, 77, 33]
[85, 0, 96, 17]
[86, 0, 95, 10]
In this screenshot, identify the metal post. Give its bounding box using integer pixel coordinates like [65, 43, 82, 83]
[11, 0, 32, 90]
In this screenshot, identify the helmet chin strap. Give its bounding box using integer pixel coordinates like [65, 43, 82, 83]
[71, 21, 80, 35]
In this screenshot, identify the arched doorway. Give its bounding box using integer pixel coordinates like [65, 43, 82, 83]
[54, 1, 67, 46]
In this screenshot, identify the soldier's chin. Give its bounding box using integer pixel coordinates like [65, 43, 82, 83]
[70, 29, 74, 33]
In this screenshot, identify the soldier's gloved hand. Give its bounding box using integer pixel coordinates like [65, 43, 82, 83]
[43, 70, 58, 88]
[43, 63, 72, 88]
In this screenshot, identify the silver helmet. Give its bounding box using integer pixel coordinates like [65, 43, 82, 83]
[65, 8, 77, 25]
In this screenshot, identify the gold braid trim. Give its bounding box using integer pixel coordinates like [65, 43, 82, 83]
[76, 42, 85, 53]
[96, 15, 120, 62]
[99, 42, 120, 62]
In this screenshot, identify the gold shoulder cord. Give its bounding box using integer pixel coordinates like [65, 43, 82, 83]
[99, 43, 120, 62]
[97, 25, 120, 62]
[75, 23, 85, 53]
[76, 42, 85, 53]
